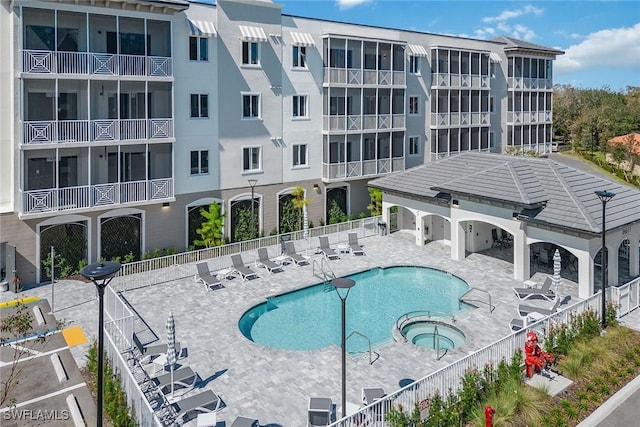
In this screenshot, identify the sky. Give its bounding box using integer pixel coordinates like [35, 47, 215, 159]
[199, 0, 640, 91]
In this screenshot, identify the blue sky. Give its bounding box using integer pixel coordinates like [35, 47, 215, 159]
[199, 1, 639, 91]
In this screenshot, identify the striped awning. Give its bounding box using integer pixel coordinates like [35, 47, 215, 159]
[489, 52, 502, 63]
[407, 44, 428, 57]
[239, 25, 268, 43]
[187, 19, 217, 38]
[290, 32, 315, 47]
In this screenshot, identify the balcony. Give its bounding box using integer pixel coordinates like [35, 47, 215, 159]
[22, 118, 174, 144]
[431, 73, 490, 89]
[429, 112, 490, 128]
[324, 68, 406, 86]
[508, 77, 553, 91]
[507, 111, 553, 125]
[22, 50, 172, 77]
[322, 158, 404, 181]
[21, 178, 174, 217]
[323, 114, 406, 132]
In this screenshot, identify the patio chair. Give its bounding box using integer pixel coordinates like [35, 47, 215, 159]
[231, 254, 260, 281]
[509, 317, 526, 331]
[132, 333, 181, 365]
[308, 397, 333, 427]
[284, 241, 309, 266]
[318, 236, 339, 261]
[512, 277, 555, 301]
[491, 228, 504, 248]
[195, 262, 224, 291]
[348, 233, 365, 256]
[231, 416, 260, 427]
[171, 389, 221, 423]
[255, 248, 284, 274]
[153, 366, 199, 395]
[517, 298, 562, 318]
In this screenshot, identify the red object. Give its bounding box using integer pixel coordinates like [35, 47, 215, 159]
[524, 331, 555, 378]
[485, 405, 495, 427]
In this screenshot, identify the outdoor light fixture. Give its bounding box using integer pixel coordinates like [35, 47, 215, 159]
[248, 179, 258, 239]
[162, 202, 170, 208]
[313, 184, 321, 194]
[595, 190, 615, 327]
[332, 277, 356, 419]
[80, 261, 122, 427]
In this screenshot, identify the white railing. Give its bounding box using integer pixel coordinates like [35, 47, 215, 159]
[120, 119, 146, 141]
[328, 293, 603, 427]
[612, 277, 640, 318]
[432, 73, 491, 89]
[120, 181, 147, 204]
[22, 50, 172, 77]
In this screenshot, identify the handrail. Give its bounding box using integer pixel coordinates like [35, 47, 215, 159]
[395, 310, 452, 331]
[346, 330, 376, 365]
[312, 257, 337, 286]
[433, 325, 447, 360]
[459, 287, 494, 312]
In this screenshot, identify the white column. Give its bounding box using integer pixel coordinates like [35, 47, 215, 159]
[512, 229, 528, 281]
[450, 220, 465, 261]
[608, 241, 618, 287]
[630, 236, 639, 277]
[578, 251, 595, 298]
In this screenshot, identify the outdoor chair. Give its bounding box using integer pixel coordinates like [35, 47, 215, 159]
[171, 389, 221, 423]
[512, 277, 555, 301]
[308, 397, 333, 427]
[318, 236, 339, 261]
[195, 262, 224, 291]
[509, 317, 526, 331]
[231, 254, 260, 281]
[152, 366, 199, 395]
[491, 228, 505, 248]
[231, 416, 260, 427]
[255, 248, 284, 274]
[132, 333, 181, 365]
[348, 233, 365, 256]
[517, 298, 562, 318]
[284, 241, 309, 266]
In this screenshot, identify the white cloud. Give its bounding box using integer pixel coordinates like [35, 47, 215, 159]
[336, 0, 372, 10]
[473, 22, 535, 41]
[482, 5, 543, 23]
[555, 23, 640, 74]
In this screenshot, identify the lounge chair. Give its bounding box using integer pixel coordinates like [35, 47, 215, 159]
[318, 236, 339, 261]
[231, 254, 260, 281]
[255, 248, 284, 274]
[348, 233, 365, 256]
[153, 366, 199, 395]
[171, 389, 221, 423]
[284, 241, 309, 266]
[231, 416, 260, 427]
[132, 333, 181, 365]
[308, 397, 332, 427]
[509, 317, 526, 331]
[195, 262, 224, 291]
[512, 277, 555, 301]
[518, 298, 562, 318]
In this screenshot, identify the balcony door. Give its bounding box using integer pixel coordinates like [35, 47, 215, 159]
[27, 157, 54, 190]
[59, 156, 78, 188]
[58, 93, 78, 120]
[121, 152, 146, 182]
[120, 93, 145, 119]
[27, 92, 54, 121]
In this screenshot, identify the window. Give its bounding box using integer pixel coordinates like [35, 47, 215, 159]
[292, 144, 308, 167]
[242, 41, 259, 65]
[409, 136, 420, 156]
[293, 46, 306, 68]
[190, 150, 209, 175]
[409, 96, 419, 115]
[190, 94, 208, 118]
[292, 95, 308, 118]
[409, 56, 420, 74]
[189, 37, 208, 61]
[243, 146, 261, 171]
[242, 94, 260, 119]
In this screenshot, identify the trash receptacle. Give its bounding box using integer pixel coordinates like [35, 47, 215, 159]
[378, 221, 387, 236]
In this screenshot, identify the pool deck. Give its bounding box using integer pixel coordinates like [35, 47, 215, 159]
[1, 232, 580, 425]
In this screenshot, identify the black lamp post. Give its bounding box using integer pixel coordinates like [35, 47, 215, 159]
[80, 261, 121, 427]
[248, 179, 258, 239]
[332, 277, 356, 419]
[595, 190, 615, 327]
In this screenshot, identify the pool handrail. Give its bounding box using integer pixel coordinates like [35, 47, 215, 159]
[459, 287, 494, 312]
[346, 331, 377, 365]
[395, 310, 454, 332]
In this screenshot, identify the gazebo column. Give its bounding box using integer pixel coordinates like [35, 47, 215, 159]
[512, 231, 529, 281]
[607, 242, 618, 287]
[630, 237, 639, 277]
[451, 220, 465, 261]
[577, 251, 594, 299]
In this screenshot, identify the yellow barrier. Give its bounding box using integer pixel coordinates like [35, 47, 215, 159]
[0, 296, 43, 309]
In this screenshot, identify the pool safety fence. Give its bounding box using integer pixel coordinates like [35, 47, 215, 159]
[611, 276, 640, 318]
[328, 292, 603, 427]
[111, 216, 382, 292]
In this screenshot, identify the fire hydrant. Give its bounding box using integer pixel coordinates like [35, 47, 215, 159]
[485, 405, 495, 427]
[524, 331, 555, 378]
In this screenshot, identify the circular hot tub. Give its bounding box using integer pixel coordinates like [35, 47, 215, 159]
[401, 320, 466, 350]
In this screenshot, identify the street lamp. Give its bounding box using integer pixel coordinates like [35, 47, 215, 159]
[248, 179, 258, 239]
[332, 277, 356, 419]
[595, 190, 615, 327]
[80, 261, 121, 427]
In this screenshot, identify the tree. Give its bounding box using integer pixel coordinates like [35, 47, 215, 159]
[367, 187, 383, 216]
[291, 186, 310, 231]
[233, 206, 256, 242]
[328, 199, 347, 224]
[278, 196, 299, 233]
[194, 201, 226, 247]
[1, 302, 63, 407]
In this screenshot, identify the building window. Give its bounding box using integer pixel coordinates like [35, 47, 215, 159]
[292, 144, 308, 167]
[292, 95, 308, 118]
[189, 37, 208, 61]
[190, 94, 208, 118]
[242, 41, 259, 65]
[409, 96, 419, 115]
[243, 146, 261, 172]
[409, 56, 419, 74]
[293, 46, 306, 68]
[242, 94, 260, 119]
[190, 150, 209, 175]
[409, 136, 420, 156]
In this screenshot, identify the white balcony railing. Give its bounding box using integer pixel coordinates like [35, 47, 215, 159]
[22, 50, 172, 77]
[22, 119, 174, 144]
[506, 110, 553, 125]
[322, 115, 404, 132]
[508, 76, 553, 90]
[323, 158, 404, 180]
[432, 73, 491, 89]
[430, 112, 490, 128]
[22, 178, 174, 216]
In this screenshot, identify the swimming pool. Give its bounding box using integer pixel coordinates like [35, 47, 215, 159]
[238, 266, 474, 353]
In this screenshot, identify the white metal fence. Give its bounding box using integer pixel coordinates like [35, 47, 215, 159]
[612, 276, 640, 318]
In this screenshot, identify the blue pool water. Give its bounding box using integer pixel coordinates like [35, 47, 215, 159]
[238, 266, 473, 352]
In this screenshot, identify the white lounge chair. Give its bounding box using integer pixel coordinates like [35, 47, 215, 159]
[231, 254, 260, 281]
[255, 248, 284, 274]
[348, 233, 365, 256]
[284, 241, 309, 265]
[231, 416, 260, 427]
[509, 317, 526, 331]
[319, 236, 339, 260]
[308, 397, 332, 427]
[171, 389, 221, 423]
[518, 298, 562, 318]
[195, 262, 224, 291]
[513, 277, 555, 301]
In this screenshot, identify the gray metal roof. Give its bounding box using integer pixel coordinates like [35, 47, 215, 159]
[369, 152, 640, 234]
[492, 35, 565, 55]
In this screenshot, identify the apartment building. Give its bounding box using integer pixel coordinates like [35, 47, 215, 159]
[0, 0, 563, 285]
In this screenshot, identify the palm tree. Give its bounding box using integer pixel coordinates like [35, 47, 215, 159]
[291, 186, 310, 231]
